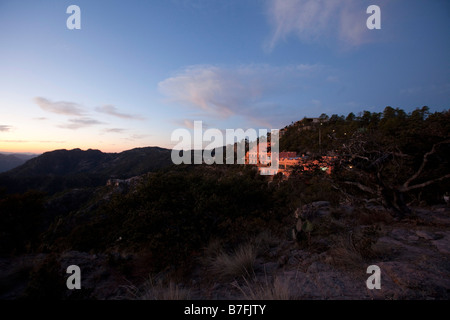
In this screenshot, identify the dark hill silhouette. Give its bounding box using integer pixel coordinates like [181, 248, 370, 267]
[0, 147, 173, 194]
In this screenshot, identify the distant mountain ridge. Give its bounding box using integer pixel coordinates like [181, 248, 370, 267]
[0, 147, 173, 194]
[0, 153, 38, 173]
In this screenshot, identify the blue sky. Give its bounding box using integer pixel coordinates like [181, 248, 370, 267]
[0, 0, 449, 153]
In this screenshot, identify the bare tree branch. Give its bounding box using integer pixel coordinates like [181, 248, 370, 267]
[343, 181, 377, 194]
[368, 153, 391, 170]
[391, 152, 411, 158]
[402, 139, 450, 189]
[401, 173, 450, 192]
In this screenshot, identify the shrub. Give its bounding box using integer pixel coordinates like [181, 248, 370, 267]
[235, 275, 293, 300]
[209, 244, 257, 280]
[327, 235, 364, 270]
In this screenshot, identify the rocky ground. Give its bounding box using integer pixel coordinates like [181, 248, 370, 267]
[190, 204, 450, 300]
[1, 205, 449, 300]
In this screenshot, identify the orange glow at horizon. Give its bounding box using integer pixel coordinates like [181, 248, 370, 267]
[0, 142, 163, 154]
[0, 135, 172, 154]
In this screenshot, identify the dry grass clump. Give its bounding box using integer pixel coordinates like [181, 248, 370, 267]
[327, 224, 381, 270]
[124, 274, 191, 300]
[327, 234, 364, 270]
[209, 243, 257, 280]
[234, 275, 293, 300]
[140, 280, 191, 300]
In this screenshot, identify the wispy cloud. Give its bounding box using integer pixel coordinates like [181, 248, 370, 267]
[400, 83, 450, 96]
[158, 64, 322, 127]
[0, 139, 65, 143]
[37, 140, 66, 143]
[59, 118, 105, 130]
[104, 128, 127, 133]
[0, 125, 12, 132]
[33, 97, 142, 132]
[0, 140, 28, 143]
[122, 133, 150, 141]
[175, 119, 209, 130]
[34, 97, 85, 116]
[265, 0, 374, 51]
[96, 105, 144, 120]
[326, 75, 339, 83]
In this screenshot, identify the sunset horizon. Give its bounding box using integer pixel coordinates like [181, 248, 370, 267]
[1, 0, 449, 307]
[1, 1, 449, 155]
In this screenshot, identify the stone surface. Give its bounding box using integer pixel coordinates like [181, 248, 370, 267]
[416, 230, 440, 240]
[390, 229, 419, 242]
[432, 232, 450, 255]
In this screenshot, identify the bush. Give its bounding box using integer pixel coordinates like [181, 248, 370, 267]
[209, 244, 257, 280]
[49, 165, 284, 273]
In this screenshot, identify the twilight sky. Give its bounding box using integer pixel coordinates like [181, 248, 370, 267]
[0, 0, 449, 153]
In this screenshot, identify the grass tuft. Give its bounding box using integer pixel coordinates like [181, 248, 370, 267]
[209, 244, 257, 280]
[234, 275, 293, 300]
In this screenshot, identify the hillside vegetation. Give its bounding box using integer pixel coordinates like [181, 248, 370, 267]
[0, 106, 449, 300]
[0, 147, 173, 194]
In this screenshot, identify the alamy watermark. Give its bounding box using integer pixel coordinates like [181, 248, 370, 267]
[65, 4, 380, 31]
[170, 121, 279, 176]
[366, 265, 381, 290]
[66, 265, 81, 290]
[367, 5, 381, 30]
[66, 5, 81, 30]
